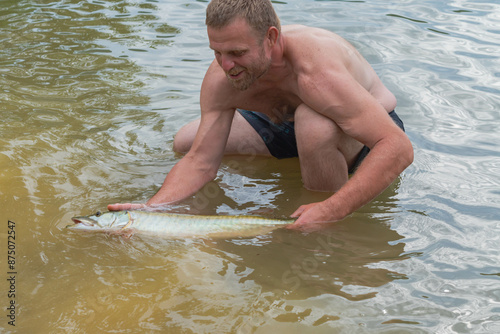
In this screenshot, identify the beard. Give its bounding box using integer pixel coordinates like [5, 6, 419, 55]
[226, 50, 271, 91]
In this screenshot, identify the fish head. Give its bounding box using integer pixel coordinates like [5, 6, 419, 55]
[69, 211, 131, 231]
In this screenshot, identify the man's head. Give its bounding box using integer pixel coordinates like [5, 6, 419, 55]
[206, 0, 281, 43]
[206, 0, 281, 90]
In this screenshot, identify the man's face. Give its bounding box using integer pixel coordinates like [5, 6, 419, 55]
[208, 18, 272, 91]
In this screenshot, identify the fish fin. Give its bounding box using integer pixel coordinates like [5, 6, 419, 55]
[108, 229, 136, 239]
[120, 229, 136, 239]
[120, 212, 134, 230]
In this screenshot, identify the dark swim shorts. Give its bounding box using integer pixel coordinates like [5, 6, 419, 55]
[237, 108, 406, 173]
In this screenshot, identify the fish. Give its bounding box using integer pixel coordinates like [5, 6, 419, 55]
[68, 210, 295, 238]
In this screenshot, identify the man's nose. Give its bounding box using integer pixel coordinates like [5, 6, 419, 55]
[221, 55, 235, 72]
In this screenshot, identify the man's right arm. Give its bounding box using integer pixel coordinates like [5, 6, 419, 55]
[145, 106, 235, 206]
[108, 63, 235, 211]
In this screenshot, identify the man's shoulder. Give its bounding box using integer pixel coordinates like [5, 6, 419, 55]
[283, 25, 347, 60]
[201, 61, 247, 110]
[203, 61, 235, 91]
[282, 26, 347, 75]
[282, 25, 342, 42]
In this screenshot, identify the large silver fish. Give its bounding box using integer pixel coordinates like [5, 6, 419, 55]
[69, 210, 294, 238]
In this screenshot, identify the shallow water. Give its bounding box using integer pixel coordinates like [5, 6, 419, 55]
[1, 0, 499, 333]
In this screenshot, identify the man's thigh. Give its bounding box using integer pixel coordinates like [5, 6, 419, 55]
[226, 111, 272, 156]
[236, 109, 298, 159]
[173, 111, 272, 156]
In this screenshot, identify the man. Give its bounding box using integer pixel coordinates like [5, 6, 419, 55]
[109, 0, 413, 229]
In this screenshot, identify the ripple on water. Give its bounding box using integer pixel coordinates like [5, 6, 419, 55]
[2, 0, 500, 333]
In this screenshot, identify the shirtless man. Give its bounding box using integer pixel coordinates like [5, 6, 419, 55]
[108, 0, 413, 229]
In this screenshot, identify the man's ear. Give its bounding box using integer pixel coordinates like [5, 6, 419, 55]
[267, 26, 280, 47]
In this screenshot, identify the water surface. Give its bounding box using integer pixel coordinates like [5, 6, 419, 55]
[1, 0, 499, 333]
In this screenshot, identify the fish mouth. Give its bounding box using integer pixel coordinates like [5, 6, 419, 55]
[71, 217, 97, 227]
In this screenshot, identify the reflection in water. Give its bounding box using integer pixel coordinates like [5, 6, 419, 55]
[0, 0, 177, 216]
[216, 216, 410, 302]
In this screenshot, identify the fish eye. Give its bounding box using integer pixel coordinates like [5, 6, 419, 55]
[95, 211, 102, 217]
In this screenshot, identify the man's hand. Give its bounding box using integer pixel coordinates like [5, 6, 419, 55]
[107, 203, 146, 211]
[288, 201, 340, 231]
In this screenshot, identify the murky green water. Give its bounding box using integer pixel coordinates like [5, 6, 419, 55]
[1, 0, 499, 333]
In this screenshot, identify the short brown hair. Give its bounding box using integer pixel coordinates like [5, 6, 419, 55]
[206, 0, 281, 42]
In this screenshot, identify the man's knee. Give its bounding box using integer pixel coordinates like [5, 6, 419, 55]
[294, 103, 314, 125]
[294, 104, 343, 149]
[295, 103, 362, 156]
[294, 103, 363, 191]
[172, 119, 200, 153]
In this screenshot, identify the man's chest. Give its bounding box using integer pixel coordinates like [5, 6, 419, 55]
[235, 89, 302, 123]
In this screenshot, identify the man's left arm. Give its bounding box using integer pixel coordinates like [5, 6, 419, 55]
[290, 69, 413, 228]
